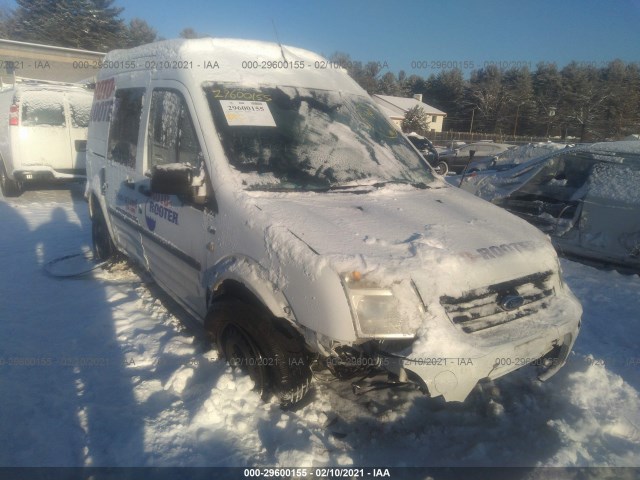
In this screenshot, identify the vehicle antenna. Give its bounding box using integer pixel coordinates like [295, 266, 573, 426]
[271, 19, 287, 62]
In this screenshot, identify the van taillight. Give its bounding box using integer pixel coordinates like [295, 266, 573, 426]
[9, 104, 19, 126]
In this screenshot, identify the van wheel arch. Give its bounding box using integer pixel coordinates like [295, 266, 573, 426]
[209, 279, 273, 315]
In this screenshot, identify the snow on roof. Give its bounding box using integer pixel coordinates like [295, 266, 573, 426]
[374, 101, 403, 119]
[100, 38, 365, 95]
[372, 94, 447, 116]
[0, 37, 104, 55]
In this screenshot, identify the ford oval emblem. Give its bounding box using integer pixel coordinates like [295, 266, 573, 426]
[499, 295, 525, 311]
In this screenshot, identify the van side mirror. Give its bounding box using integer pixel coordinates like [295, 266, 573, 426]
[150, 163, 193, 196]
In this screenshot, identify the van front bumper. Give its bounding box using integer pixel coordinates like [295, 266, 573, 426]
[384, 296, 582, 402]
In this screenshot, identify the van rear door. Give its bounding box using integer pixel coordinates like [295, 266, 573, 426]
[19, 90, 73, 172]
[66, 91, 92, 172]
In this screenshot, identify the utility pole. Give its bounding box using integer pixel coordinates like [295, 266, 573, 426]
[513, 103, 520, 137]
[469, 108, 475, 134]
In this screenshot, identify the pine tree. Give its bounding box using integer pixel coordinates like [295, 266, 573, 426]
[11, 0, 125, 51]
[124, 18, 157, 48]
[401, 105, 431, 136]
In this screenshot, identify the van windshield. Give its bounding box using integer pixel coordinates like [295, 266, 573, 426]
[203, 83, 435, 191]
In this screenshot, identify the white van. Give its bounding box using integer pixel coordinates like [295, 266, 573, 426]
[0, 78, 94, 196]
[86, 39, 582, 406]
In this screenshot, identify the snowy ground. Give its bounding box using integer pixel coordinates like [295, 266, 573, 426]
[0, 183, 639, 469]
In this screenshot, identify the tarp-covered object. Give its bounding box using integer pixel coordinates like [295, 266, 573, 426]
[460, 141, 640, 270]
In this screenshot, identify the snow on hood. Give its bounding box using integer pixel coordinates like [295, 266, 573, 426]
[251, 183, 558, 296]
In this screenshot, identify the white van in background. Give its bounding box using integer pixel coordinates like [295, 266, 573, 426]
[86, 39, 582, 407]
[0, 78, 94, 197]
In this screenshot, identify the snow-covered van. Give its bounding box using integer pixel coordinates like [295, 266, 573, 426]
[86, 39, 582, 406]
[0, 79, 93, 197]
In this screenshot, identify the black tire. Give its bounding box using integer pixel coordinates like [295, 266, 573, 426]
[91, 202, 116, 261]
[0, 161, 22, 197]
[434, 161, 449, 176]
[207, 301, 312, 407]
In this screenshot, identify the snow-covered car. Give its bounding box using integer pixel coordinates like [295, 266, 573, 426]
[466, 142, 573, 173]
[406, 132, 449, 175]
[85, 38, 582, 407]
[439, 142, 516, 174]
[0, 78, 93, 197]
[460, 141, 640, 271]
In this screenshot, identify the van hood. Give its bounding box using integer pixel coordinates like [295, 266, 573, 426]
[251, 184, 559, 292]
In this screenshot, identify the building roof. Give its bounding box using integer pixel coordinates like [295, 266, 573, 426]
[372, 94, 446, 117]
[0, 38, 105, 84]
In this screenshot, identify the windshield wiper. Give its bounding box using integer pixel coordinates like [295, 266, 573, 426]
[247, 180, 432, 193]
[370, 180, 430, 190]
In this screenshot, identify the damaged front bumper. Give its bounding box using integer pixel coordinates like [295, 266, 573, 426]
[380, 295, 582, 403]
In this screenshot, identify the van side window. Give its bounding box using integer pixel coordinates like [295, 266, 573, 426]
[21, 92, 66, 127]
[148, 89, 202, 170]
[108, 88, 145, 169]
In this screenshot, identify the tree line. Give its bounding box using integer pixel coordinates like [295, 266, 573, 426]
[329, 53, 640, 141]
[1, 3, 637, 141]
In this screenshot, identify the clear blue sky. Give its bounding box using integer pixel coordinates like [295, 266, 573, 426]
[3, 0, 640, 75]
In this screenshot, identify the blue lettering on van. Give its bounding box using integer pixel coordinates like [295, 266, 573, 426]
[144, 195, 179, 232]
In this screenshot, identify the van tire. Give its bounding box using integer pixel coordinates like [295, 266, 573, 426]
[0, 161, 22, 197]
[91, 204, 116, 261]
[207, 300, 312, 407]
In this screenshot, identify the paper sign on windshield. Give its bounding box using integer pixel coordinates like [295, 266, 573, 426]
[220, 100, 276, 127]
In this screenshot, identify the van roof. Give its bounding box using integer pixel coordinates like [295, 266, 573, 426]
[99, 38, 365, 95]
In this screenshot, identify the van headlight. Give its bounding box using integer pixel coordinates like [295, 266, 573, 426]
[342, 272, 415, 339]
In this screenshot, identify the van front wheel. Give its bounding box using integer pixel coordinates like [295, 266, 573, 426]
[0, 162, 22, 197]
[208, 301, 312, 407]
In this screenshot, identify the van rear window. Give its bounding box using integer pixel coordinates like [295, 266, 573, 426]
[68, 92, 93, 128]
[21, 91, 66, 127]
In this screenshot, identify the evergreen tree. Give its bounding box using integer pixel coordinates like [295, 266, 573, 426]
[124, 18, 157, 48]
[467, 65, 507, 133]
[11, 0, 125, 51]
[401, 105, 431, 135]
[532, 62, 563, 137]
[559, 62, 605, 141]
[423, 68, 466, 131]
[502, 67, 534, 136]
[179, 27, 203, 39]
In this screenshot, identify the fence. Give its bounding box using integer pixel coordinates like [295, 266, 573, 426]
[431, 130, 559, 146]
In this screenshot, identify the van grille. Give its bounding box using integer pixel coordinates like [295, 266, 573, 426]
[440, 271, 555, 333]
